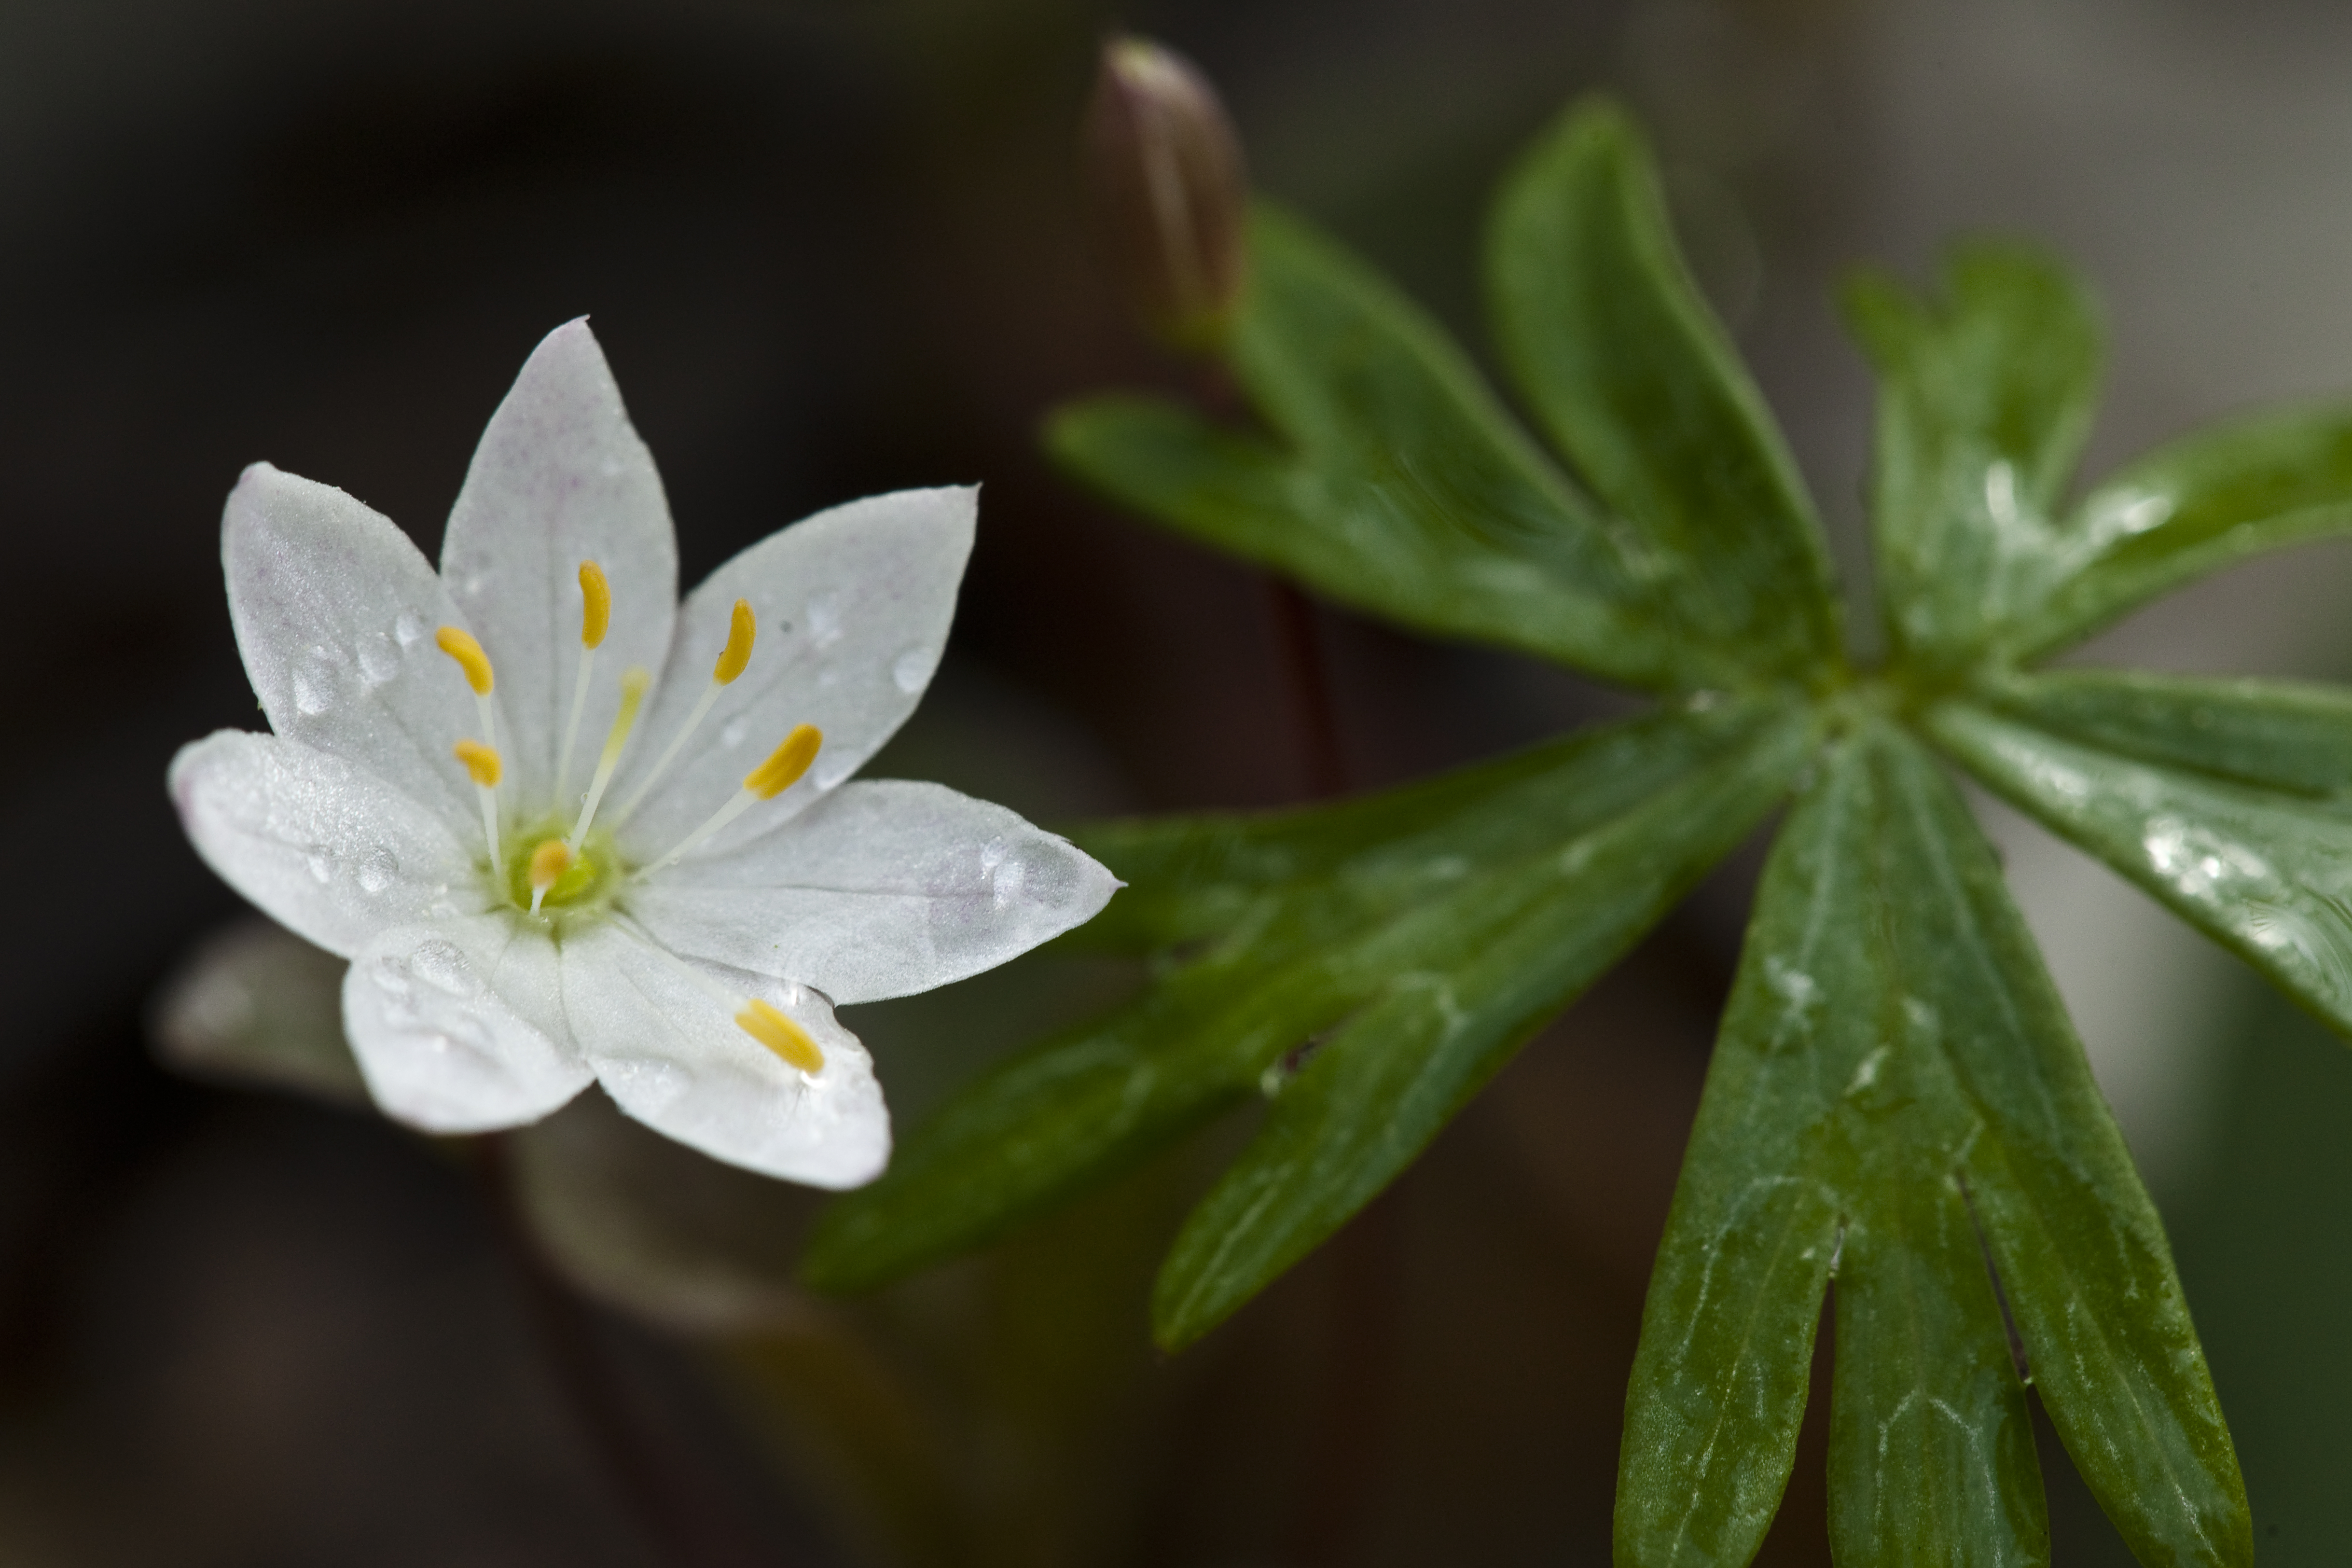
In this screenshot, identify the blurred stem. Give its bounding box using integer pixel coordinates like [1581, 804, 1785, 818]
[1259, 560, 1401, 1567]
[471, 1133, 772, 1568]
[1265, 580, 1348, 800]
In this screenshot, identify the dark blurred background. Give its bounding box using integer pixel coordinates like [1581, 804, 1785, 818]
[8, 0, 2352, 1562]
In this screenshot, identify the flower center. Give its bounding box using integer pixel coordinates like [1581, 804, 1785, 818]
[430, 558, 835, 1074]
[504, 821, 618, 913]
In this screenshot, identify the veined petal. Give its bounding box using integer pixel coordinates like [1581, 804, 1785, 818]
[441, 320, 680, 807]
[168, 731, 484, 958]
[628, 780, 1120, 1004]
[560, 923, 889, 1188]
[223, 462, 488, 840]
[343, 915, 590, 1132]
[611, 487, 976, 862]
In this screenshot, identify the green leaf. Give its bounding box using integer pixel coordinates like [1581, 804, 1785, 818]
[1050, 206, 1785, 693]
[1620, 724, 2245, 1567]
[1149, 703, 1815, 1348]
[802, 696, 1809, 1296]
[1840, 243, 2102, 667]
[1827, 1147, 2047, 1568]
[2005, 402, 2352, 660]
[1488, 98, 1841, 679]
[1929, 686, 2352, 1041]
[1966, 667, 2352, 796]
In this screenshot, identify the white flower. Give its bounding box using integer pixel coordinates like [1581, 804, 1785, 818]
[169, 320, 1118, 1188]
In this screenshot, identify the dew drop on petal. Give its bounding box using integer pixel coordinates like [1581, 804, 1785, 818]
[357, 846, 398, 895]
[892, 646, 937, 694]
[408, 939, 481, 998]
[805, 595, 844, 650]
[291, 666, 331, 717]
[719, 715, 749, 749]
[393, 612, 426, 649]
[813, 753, 854, 791]
[356, 635, 400, 688]
[305, 851, 333, 884]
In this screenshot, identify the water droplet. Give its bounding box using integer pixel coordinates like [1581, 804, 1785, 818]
[356, 635, 400, 687]
[980, 836, 1008, 871]
[291, 666, 330, 716]
[991, 858, 1027, 909]
[393, 612, 425, 648]
[305, 851, 333, 883]
[409, 940, 479, 997]
[892, 646, 937, 694]
[357, 846, 398, 894]
[805, 595, 844, 650]
[813, 754, 854, 790]
[719, 716, 749, 749]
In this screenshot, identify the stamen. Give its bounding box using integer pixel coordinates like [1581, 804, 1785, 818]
[452, 740, 503, 868]
[650, 724, 823, 868]
[453, 740, 502, 786]
[611, 597, 758, 826]
[609, 913, 828, 1078]
[435, 627, 495, 694]
[745, 724, 822, 799]
[527, 839, 573, 914]
[579, 561, 611, 650]
[436, 625, 501, 767]
[714, 598, 757, 684]
[736, 998, 826, 1073]
[566, 666, 651, 851]
[554, 561, 611, 808]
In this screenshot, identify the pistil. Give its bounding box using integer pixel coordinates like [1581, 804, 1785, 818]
[527, 838, 573, 914]
[615, 597, 757, 826]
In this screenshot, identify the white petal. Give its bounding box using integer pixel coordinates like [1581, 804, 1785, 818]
[441, 321, 679, 809]
[169, 730, 486, 959]
[627, 780, 1120, 1003]
[222, 461, 488, 840]
[610, 487, 976, 862]
[342, 915, 591, 1132]
[560, 923, 889, 1188]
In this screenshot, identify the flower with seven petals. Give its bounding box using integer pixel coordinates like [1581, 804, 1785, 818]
[170, 321, 1119, 1187]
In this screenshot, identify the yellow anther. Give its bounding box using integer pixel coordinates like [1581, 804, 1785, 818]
[453, 739, 502, 787]
[528, 839, 573, 891]
[713, 598, 756, 685]
[736, 999, 825, 1073]
[744, 724, 823, 800]
[579, 561, 611, 649]
[436, 626, 495, 694]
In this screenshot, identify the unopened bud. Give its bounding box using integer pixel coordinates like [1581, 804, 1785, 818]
[1083, 36, 1249, 351]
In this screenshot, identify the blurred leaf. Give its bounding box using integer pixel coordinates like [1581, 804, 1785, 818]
[1620, 724, 2244, 1567]
[148, 917, 366, 1107]
[1488, 98, 1841, 680]
[2006, 403, 2352, 660]
[1149, 701, 1814, 1348]
[1051, 204, 1778, 693]
[1967, 668, 2352, 796]
[1929, 689, 2352, 1043]
[804, 695, 1812, 1296]
[1841, 243, 2102, 667]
